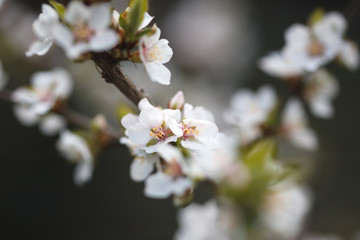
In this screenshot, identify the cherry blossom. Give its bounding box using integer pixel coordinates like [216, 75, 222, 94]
[281, 98, 318, 150]
[53, 1, 119, 59]
[260, 185, 312, 240]
[224, 86, 276, 144]
[174, 200, 231, 240]
[26, 4, 59, 57]
[139, 25, 173, 85]
[338, 41, 359, 71]
[304, 69, 339, 118]
[168, 90, 185, 110]
[56, 130, 94, 186]
[121, 98, 182, 153]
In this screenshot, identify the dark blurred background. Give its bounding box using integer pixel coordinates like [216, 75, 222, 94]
[1, 0, 360, 239]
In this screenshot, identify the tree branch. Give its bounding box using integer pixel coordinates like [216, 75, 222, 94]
[92, 52, 146, 106]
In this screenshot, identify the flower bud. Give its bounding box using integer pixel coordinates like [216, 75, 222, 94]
[168, 91, 185, 110]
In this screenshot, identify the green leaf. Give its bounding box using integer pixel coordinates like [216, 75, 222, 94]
[127, 0, 148, 35]
[49, 0, 66, 19]
[119, 14, 128, 31]
[308, 7, 325, 26]
[244, 139, 277, 172]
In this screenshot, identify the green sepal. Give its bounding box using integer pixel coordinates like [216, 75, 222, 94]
[49, 0, 66, 19]
[308, 7, 325, 26]
[119, 14, 129, 32]
[127, 0, 148, 36]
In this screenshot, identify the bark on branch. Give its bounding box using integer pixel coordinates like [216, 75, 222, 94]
[92, 52, 146, 106]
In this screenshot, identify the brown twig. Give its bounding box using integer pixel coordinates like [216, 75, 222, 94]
[91, 52, 146, 106]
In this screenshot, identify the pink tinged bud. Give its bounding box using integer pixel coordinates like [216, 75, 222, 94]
[168, 91, 185, 110]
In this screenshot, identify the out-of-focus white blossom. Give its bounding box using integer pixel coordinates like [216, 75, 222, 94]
[39, 113, 66, 136]
[260, 185, 312, 240]
[281, 98, 318, 150]
[121, 98, 182, 153]
[304, 69, 339, 118]
[144, 145, 191, 199]
[26, 4, 59, 57]
[174, 200, 231, 240]
[224, 86, 276, 144]
[259, 52, 304, 78]
[339, 41, 359, 71]
[12, 68, 73, 120]
[168, 90, 185, 110]
[139, 25, 173, 85]
[57, 130, 94, 186]
[112, 9, 153, 30]
[53, 1, 119, 59]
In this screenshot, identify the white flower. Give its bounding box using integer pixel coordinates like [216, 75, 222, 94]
[120, 137, 158, 182]
[224, 86, 276, 143]
[39, 113, 66, 136]
[281, 98, 318, 150]
[121, 98, 182, 153]
[259, 52, 304, 78]
[283, 12, 346, 72]
[26, 4, 59, 57]
[12, 68, 73, 118]
[139, 25, 173, 85]
[168, 90, 185, 110]
[338, 41, 359, 71]
[304, 69, 339, 118]
[57, 130, 94, 186]
[180, 103, 219, 150]
[0, 60, 8, 91]
[260, 185, 312, 240]
[53, 1, 119, 59]
[174, 200, 231, 240]
[144, 144, 191, 199]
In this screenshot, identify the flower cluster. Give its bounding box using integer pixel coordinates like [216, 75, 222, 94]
[12, 68, 72, 135]
[259, 11, 359, 78]
[26, 0, 173, 85]
[121, 91, 220, 202]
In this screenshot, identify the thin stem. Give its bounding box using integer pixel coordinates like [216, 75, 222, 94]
[92, 52, 146, 106]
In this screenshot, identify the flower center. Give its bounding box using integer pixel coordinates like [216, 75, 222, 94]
[182, 125, 199, 139]
[148, 46, 163, 61]
[150, 126, 170, 140]
[73, 25, 94, 43]
[307, 39, 324, 57]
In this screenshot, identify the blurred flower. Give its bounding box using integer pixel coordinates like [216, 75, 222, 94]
[304, 69, 339, 118]
[139, 25, 173, 85]
[26, 4, 59, 57]
[53, 1, 119, 59]
[281, 98, 318, 150]
[224, 86, 276, 144]
[39, 113, 66, 136]
[338, 41, 359, 71]
[174, 200, 231, 240]
[144, 144, 192, 199]
[260, 185, 312, 240]
[259, 52, 304, 78]
[56, 130, 94, 186]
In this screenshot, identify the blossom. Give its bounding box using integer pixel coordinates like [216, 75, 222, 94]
[260, 185, 312, 240]
[304, 69, 339, 118]
[139, 25, 173, 85]
[174, 200, 231, 240]
[26, 4, 59, 57]
[53, 1, 119, 59]
[180, 103, 219, 150]
[259, 52, 304, 78]
[168, 90, 185, 110]
[144, 144, 191, 199]
[338, 41, 359, 71]
[39, 113, 66, 136]
[12, 68, 73, 118]
[281, 98, 318, 150]
[56, 130, 94, 186]
[283, 12, 346, 72]
[224, 86, 276, 143]
[121, 98, 182, 153]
